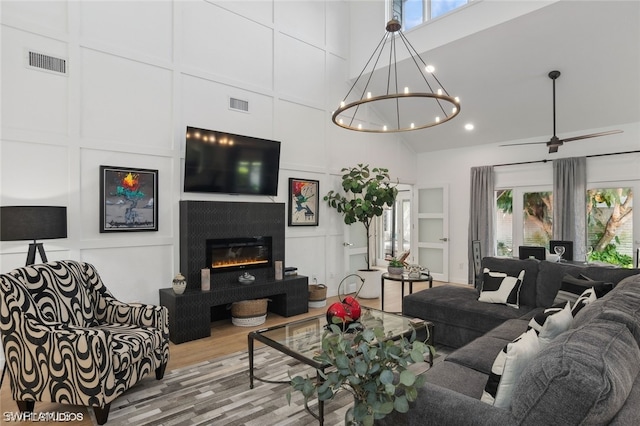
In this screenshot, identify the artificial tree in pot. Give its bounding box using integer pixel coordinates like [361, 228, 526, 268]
[325, 164, 398, 298]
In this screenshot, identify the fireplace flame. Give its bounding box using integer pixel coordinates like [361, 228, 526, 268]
[211, 258, 269, 269]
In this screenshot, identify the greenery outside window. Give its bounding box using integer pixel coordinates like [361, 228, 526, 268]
[496, 189, 554, 255]
[587, 187, 633, 267]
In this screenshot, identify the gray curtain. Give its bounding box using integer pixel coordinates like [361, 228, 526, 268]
[553, 157, 587, 260]
[468, 166, 495, 284]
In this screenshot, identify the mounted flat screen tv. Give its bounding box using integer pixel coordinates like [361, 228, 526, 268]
[184, 126, 281, 195]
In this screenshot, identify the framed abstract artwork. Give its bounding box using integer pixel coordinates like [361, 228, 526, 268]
[288, 178, 319, 226]
[100, 165, 158, 232]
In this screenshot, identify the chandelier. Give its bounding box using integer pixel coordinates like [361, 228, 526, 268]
[332, 18, 460, 133]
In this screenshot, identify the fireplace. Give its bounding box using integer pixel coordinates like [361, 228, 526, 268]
[206, 237, 272, 273]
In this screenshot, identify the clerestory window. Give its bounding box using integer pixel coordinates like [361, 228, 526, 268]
[391, 0, 472, 31]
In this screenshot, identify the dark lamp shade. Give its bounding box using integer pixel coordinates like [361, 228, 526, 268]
[0, 206, 67, 241]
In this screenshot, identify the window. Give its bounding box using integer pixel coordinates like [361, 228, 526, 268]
[587, 187, 634, 267]
[495, 188, 553, 256]
[391, 0, 472, 30]
[522, 191, 553, 247]
[496, 189, 513, 256]
[495, 185, 634, 267]
[377, 191, 411, 261]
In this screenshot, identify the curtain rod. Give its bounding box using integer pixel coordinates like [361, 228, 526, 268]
[491, 150, 640, 168]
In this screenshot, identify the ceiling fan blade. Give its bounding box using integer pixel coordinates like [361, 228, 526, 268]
[548, 145, 559, 154]
[500, 140, 549, 147]
[560, 129, 623, 143]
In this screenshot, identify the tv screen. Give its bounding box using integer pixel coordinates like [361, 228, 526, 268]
[184, 126, 281, 195]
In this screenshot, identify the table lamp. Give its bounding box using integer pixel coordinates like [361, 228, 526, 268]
[0, 206, 67, 265]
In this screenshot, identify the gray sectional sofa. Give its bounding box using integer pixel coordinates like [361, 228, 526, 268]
[376, 258, 640, 425]
[404, 257, 640, 348]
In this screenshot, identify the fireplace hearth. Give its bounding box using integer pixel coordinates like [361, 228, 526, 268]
[206, 237, 272, 273]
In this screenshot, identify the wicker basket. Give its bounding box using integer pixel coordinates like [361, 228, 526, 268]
[308, 284, 327, 308]
[231, 299, 269, 327]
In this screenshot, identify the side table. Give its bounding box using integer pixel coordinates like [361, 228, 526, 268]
[381, 272, 433, 311]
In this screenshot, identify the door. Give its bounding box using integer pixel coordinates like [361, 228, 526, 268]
[415, 185, 449, 282]
[343, 223, 368, 294]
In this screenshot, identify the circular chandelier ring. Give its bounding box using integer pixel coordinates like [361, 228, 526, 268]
[331, 93, 461, 133]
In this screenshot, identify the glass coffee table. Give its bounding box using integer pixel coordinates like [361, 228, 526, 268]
[247, 307, 433, 425]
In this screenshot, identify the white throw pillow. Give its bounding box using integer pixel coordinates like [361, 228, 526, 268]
[527, 302, 573, 347]
[478, 269, 525, 308]
[571, 287, 597, 317]
[481, 328, 541, 408]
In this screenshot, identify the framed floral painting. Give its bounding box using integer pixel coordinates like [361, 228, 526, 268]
[288, 178, 319, 226]
[100, 166, 158, 232]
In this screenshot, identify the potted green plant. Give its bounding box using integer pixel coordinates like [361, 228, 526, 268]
[288, 321, 432, 426]
[387, 258, 405, 275]
[324, 164, 398, 297]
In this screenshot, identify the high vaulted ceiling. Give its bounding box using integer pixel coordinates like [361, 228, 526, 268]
[367, 1, 640, 154]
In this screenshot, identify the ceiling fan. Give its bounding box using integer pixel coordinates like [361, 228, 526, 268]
[502, 70, 623, 153]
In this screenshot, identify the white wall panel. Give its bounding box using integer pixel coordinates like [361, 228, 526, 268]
[326, 1, 349, 59]
[81, 245, 174, 305]
[275, 0, 325, 48]
[1, 1, 68, 35]
[213, 0, 274, 27]
[0, 140, 69, 204]
[276, 100, 325, 169]
[181, 74, 274, 142]
[80, 1, 173, 62]
[1, 27, 68, 134]
[79, 148, 173, 240]
[276, 33, 325, 104]
[80, 49, 172, 149]
[285, 235, 326, 285]
[181, 1, 273, 91]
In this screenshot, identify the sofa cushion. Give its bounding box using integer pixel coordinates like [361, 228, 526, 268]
[511, 320, 640, 425]
[481, 328, 540, 408]
[573, 279, 640, 345]
[98, 323, 164, 373]
[479, 269, 524, 308]
[584, 265, 640, 286]
[446, 336, 513, 375]
[555, 274, 613, 303]
[403, 285, 533, 348]
[481, 257, 540, 307]
[423, 360, 490, 400]
[527, 302, 573, 347]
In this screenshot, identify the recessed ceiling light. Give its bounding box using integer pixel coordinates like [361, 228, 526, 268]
[465, 123, 474, 131]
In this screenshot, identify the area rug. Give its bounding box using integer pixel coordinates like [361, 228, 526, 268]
[94, 346, 443, 426]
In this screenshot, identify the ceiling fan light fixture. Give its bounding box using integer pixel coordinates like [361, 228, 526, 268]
[332, 18, 460, 133]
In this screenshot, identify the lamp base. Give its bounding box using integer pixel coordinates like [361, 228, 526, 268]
[26, 242, 48, 266]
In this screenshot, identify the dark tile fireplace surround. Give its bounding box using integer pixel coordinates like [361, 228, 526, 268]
[160, 201, 308, 343]
[180, 200, 285, 290]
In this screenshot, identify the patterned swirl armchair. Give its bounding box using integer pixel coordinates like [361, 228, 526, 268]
[0, 260, 169, 424]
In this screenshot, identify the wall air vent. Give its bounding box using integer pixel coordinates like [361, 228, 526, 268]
[27, 50, 67, 75]
[229, 97, 249, 113]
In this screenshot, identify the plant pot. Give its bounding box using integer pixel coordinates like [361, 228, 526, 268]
[356, 268, 383, 299]
[387, 266, 404, 276]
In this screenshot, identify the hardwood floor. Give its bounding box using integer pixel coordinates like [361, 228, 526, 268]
[0, 280, 447, 425]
